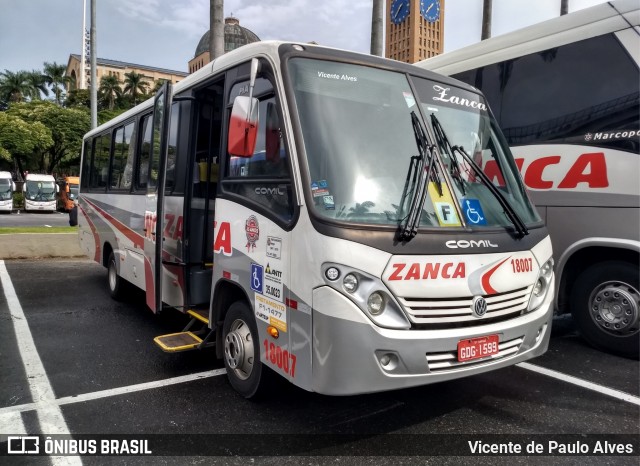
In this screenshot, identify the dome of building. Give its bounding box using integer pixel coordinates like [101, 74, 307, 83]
[194, 17, 260, 58]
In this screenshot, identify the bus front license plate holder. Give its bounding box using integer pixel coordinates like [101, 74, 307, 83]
[457, 334, 499, 362]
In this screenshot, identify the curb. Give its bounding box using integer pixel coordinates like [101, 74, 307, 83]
[0, 233, 85, 259]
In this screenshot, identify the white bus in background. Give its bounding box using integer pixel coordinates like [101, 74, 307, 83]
[23, 173, 58, 212]
[0, 171, 15, 212]
[79, 41, 555, 398]
[417, 0, 639, 357]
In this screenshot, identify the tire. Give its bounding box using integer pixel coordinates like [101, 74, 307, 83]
[570, 261, 639, 358]
[107, 251, 127, 301]
[222, 301, 270, 399]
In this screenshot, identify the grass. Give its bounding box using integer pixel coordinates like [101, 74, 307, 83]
[0, 226, 78, 234]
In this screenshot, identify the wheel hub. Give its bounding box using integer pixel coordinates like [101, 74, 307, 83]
[224, 319, 254, 380]
[590, 281, 639, 335]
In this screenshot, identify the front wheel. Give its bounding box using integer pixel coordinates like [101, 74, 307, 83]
[222, 301, 270, 398]
[570, 261, 639, 358]
[107, 252, 127, 301]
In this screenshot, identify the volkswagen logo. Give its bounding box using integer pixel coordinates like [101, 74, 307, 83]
[472, 296, 487, 318]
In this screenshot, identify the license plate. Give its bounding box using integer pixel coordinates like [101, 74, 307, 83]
[457, 334, 499, 362]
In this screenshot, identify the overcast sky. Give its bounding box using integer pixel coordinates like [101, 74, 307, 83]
[0, 0, 612, 74]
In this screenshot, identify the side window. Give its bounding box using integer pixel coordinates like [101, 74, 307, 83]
[222, 75, 294, 223]
[464, 34, 639, 152]
[109, 121, 135, 190]
[137, 114, 152, 189]
[121, 122, 135, 190]
[80, 139, 91, 189]
[110, 126, 125, 189]
[90, 132, 110, 189]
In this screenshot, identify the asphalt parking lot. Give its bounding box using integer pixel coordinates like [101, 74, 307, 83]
[0, 211, 71, 228]
[0, 259, 638, 464]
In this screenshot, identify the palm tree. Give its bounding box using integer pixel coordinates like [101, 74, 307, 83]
[25, 70, 49, 101]
[43, 62, 69, 105]
[123, 71, 149, 105]
[99, 75, 122, 110]
[0, 70, 31, 102]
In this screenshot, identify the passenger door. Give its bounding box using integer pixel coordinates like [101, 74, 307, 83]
[143, 82, 172, 313]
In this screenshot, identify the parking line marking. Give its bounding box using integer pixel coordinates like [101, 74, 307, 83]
[0, 369, 227, 416]
[0, 261, 82, 466]
[0, 411, 27, 436]
[517, 362, 640, 406]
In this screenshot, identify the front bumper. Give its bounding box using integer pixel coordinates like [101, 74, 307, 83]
[311, 283, 554, 395]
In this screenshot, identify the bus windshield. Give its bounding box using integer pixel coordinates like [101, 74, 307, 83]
[0, 179, 11, 201]
[25, 180, 56, 201]
[287, 58, 540, 229]
[69, 184, 79, 200]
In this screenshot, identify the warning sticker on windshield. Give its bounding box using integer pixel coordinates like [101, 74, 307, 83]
[428, 182, 461, 226]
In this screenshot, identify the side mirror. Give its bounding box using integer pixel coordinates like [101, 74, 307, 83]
[11, 182, 16, 191]
[22, 184, 25, 193]
[56, 184, 60, 193]
[227, 95, 259, 158]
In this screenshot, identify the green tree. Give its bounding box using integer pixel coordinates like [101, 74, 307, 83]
[152, 79, 168, 95]
[0, 111, 53, 175]
[123, 71, 149, 105]
[0, 70, 31, 103]
[99, 75, 122, 110]
[25, 70, 49, 101]
[43, 62, 69, 105]
[65, 88, 90, 108]
[7, 101, 90, 173]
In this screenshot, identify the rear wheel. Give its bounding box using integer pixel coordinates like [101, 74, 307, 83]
[223, 301, 270, 398]
[570, 261, 639, 358]
[107, 252, 127, 301]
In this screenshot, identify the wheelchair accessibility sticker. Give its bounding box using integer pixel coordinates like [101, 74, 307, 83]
[251, 263, 264, 293]
[462, 199, 487, 225]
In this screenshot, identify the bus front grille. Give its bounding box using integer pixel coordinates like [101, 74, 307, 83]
[399, 286, 533, 329]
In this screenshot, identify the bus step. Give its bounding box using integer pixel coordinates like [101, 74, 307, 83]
[154, 332, 202, 353]
[187, 309, 209, 325]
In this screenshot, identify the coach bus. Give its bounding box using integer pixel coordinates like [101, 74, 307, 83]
[417, 0, 639, 357]
[78, 41, 555, 398]
[0, 171, 15, 213]
[23, 173, 58, 212]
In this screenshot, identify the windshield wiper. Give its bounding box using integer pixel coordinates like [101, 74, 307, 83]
[429, 114, 529, 238]
[430, 114, 466, 195]
[397, 112, 440, 241]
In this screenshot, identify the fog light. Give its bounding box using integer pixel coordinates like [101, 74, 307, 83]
[343, 273, 358, 293]
[367, 292, 385, 316]
[378, 352, 398, 370]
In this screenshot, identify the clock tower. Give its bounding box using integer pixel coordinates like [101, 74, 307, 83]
[386, 0, 444, 63]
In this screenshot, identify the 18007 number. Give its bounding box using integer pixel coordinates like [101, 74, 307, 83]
[511, 258, 533, 273]
[263, 340, 296, 377]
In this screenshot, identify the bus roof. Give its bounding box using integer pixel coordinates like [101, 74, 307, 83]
[83, 40, 482, 140]
[25, 174, 55, 182]
[417, 0, 639, 76]
[0, 171, 12, 179]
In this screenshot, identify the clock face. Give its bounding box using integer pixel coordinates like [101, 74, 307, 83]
[420, 0, 440, 22]
[390, 0, 410, 25]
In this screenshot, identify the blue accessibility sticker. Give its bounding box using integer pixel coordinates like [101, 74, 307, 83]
[250, 263, 263, 293]
[462, 198, 487, 225]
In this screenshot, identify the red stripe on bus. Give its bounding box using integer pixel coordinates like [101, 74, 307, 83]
[83, 198, 144, 249]
[79, 202, 101, 263]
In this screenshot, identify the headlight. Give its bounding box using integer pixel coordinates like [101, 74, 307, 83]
[367, 292, 385, 316]
[527, 258, 554, 311]
[322, 263, 410, 329]
[343, 273, 358, 293]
